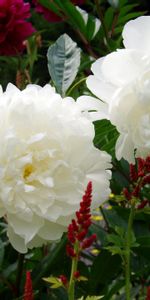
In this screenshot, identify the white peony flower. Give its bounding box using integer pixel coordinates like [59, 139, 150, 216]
[0, 83, 111, 253]
[86, 16, 150, 162]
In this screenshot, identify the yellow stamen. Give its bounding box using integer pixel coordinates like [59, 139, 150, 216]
[23, 164, 34, 179]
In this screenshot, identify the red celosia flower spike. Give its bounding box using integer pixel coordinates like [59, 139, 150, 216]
[146, 286, 150, 300]
[81, 234, 97, 249]
[123, 188, 131, 201]
[66, 181, 97, 257]
[123, 156, 150, 208]
[66, 244, 76, 258]
[23, 271, 34, 300]
[145, 156, 150, 172]
[137, 157, 145, 177]
[130, 163, 138, 182]
[137, 200, 149, 210]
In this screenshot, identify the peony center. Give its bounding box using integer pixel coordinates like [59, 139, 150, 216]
[23, 164, 34, 180]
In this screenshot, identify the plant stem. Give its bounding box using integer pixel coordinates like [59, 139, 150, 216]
[15, 253, 24, 296]
[125, 204, 135, 300]
[94, 0, 111, 51]
[66, 77, 86, 96]
[68, 242, 79, 300]
[75, 28, 99, 58]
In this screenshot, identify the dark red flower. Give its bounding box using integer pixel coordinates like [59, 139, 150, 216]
[33, 0, 85, 23]
[0, 0, 35, 56]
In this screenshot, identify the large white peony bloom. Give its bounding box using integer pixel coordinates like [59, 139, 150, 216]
[0, 83, 111, 253]
[86, 16, 150, 163]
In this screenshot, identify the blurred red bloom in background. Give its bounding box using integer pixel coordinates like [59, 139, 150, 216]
[33, 0, 85, 22]
[23, 271, 34, 300]
[0, 0, 35, 56]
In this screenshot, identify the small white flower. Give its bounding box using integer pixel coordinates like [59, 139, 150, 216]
[0, 83, 111, 253]
[86, 16, 150, 162]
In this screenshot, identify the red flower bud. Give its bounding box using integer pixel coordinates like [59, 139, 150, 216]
[130, 164, 138, 182]
[59, 275, 68, 287]
[73, 271, 80, 279]
[123, 188, 131, 200]
[66, 244, 76, 257]
[137, 200, 149, 209]
[132, 185, 140, 197]
[77, 229, 87, 241]
[81, 234, 97, 249]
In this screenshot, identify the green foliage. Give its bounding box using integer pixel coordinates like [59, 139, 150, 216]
[78, 296, 103, 300]
[43, 276, 63, 289]
[0, 0, 150, 299]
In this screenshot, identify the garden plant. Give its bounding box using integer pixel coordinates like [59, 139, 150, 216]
[0, 0, 150, 299]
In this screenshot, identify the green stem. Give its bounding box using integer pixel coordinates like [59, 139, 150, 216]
[94, 0, 111, 51]
[68, 242, 79, 300]
[66, 77, 87, 96]
[125, 204, 135, 300]
[15, 253, 24, 296]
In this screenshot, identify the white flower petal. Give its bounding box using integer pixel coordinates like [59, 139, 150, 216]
[123, 16, 150, 52]
[77, 95, 108, 120]
[115, 133, 135, 163]
[7, 226, 27, 253]
[7, 214, 44, 244]
[38, 221, 66, 241]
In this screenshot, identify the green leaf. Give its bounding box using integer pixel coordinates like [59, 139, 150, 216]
[104, 7, 114, 31]
[136, 236, 150, 247]
[47, 34, 80, 96]
[105, 280, 125, 300]
[32, 235, 67, 286]
[117, 12, 144, 26]
[107, 233, 124, 247]
[102, 207, 129, 230]
[85, 15, 96, 41]
[77, 276, 88, 282]
[105, 246, 125, 256]
[107, 0, 119, 9]
[76, 7, 101, 41]
[38, 0, 62, 16]
[78, 296, 103, 300]
[119, 4, 139, 17]
[43, 276, 63, 289]
[89, 250, 121, 292]
[89, 223, 107, 246]
[0, 239, 4, 268]
[54, 0, 86, 35]
[94, 120, 118, 157]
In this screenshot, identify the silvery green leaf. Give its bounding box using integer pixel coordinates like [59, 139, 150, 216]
[47, 34, 80, 97]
